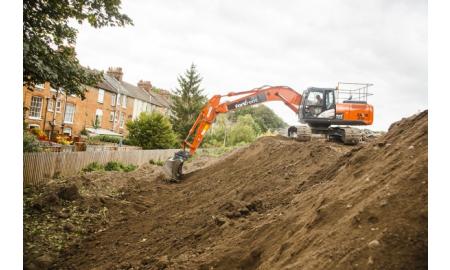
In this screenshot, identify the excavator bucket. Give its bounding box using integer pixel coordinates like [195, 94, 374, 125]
[162, 151, 190, 181]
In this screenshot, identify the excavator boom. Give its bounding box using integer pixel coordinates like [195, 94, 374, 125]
[163, 86, 302, 180]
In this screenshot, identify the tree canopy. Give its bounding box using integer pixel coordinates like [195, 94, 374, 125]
[126, 112, 177, 149]
[23, 0, 133, 98]
[170, 64, 207, 139]
[204, 105, 287, 147]
[230, 105, 287, 133]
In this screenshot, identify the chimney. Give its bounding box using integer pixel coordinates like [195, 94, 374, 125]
[107, 67, 123, 81]
[137, 80, 153, 93]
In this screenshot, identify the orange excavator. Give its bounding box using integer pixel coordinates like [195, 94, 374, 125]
[164, 83, 374, 180]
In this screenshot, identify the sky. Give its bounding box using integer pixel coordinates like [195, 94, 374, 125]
[74, 0, 427, 131]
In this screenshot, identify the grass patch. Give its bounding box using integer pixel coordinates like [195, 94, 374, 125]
[82, 162, 104, 172]
[82, 161, 137, 173]
[149, 159, 164, 166]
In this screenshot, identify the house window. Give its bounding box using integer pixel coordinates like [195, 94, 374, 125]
[109, 112, 115, 122]
[64, 103, 75, 123]
[28, 124, 40, 130]
[29, 96, 43, 119]
[97, 89, 105, 103]
[95, 109, 103, 127]
[63, 128, 72, 136]
[47, 99, 54, 112]
[111, 94, 116, 106]
[55, 99, 62, 113]
[119, 112, 125, 128]
[122, 95, 127, 108]
[117, 94, 121, 106]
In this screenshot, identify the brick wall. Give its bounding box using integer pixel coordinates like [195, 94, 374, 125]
[23, 83, 134, 138]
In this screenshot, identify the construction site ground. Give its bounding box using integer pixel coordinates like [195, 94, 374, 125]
[24, 111, 428, 270]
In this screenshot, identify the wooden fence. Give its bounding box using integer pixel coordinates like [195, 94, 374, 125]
[23, 149, 180, 186]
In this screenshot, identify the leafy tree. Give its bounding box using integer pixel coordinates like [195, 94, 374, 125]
[228, 115, 258, 145]
[230, 105, 287, 133]
[23, 0, 133, 98]
[170, 64, 207, 139]
[126, 112, 177, 149]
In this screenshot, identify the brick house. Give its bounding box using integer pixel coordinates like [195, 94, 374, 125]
[23, 67, 172, 139]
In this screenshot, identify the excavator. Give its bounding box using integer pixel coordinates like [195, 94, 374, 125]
[164, 82, 374, 180]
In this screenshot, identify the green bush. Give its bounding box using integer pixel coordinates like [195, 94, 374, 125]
[104, 161, 122, 171]
[82, 162, 104, 172]
[82, 161, 137, 173]
[126, 112, 177, 149]
[23, 132, 41, 152]
[121, 164, 137, 172]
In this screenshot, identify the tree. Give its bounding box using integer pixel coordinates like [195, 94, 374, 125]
[23, 0, 133, 98]
[126, 112, 177, 149]
[228, 115, 258, 145]
[170, 64, 207, 139]
[230, 105, 287, 133]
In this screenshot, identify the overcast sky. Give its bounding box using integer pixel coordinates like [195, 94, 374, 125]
[74, 0, 427, 131]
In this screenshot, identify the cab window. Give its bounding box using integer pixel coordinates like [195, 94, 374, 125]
[306, 91, 324, 106]
[326, 91, 334, 109]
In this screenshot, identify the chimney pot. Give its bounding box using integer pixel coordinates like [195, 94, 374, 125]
[137, 80, 153, 92]
[107, 67, 123, 81]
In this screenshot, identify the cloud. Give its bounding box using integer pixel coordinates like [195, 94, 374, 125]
[74, 0, 427, 130]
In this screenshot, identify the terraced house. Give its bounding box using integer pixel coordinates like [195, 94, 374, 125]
[23, 67, 172, 139]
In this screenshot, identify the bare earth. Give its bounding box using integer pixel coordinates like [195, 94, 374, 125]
[24, 111, 428, 270]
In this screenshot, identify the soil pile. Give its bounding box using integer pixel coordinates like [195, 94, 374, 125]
[25, 111, 427, 270]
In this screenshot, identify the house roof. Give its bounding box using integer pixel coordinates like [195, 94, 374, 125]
[120, 80, 153, 104]
[101, 71, 172, 109]
[96, 76, 116, 93]
[148, 91, 172, 108]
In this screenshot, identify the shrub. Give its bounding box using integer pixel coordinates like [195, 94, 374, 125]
[121, 164, 137, 172]
[23, 131, 41, 152]
[104, 161, 122, 171]
[126, 112, 177, 149]
[82, 162, 104, 172]
[82, 161, 138, 173]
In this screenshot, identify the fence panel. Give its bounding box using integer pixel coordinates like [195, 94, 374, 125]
[23, 149, 180, 186]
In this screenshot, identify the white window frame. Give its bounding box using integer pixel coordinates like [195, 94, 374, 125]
[119, 112, 125, 128]
[95, 109, 103, 127]
[29, 96, 43, 119]
[109, 112, 115, 122]
[111, 93, 116, 106]
[64, 103, 76, 124]
[97, 89, 105, 103]
[117, 94, 121, 106]
[63, 127, 72, 136]
[122, 95, 127, 108]
[47, 98, 54, 112]
[55, 99, 62, 113]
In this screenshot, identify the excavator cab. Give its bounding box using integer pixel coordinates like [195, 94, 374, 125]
[299, 87, 337, 126]
[299, 83, 374, 128]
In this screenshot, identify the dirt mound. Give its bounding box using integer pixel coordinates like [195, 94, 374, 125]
[26, 111, 427, 270]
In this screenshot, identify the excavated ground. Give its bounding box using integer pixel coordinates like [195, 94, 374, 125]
[24, 111, 428, 270]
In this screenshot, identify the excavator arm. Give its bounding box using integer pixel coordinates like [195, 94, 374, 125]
[164, 86, 302, 180]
